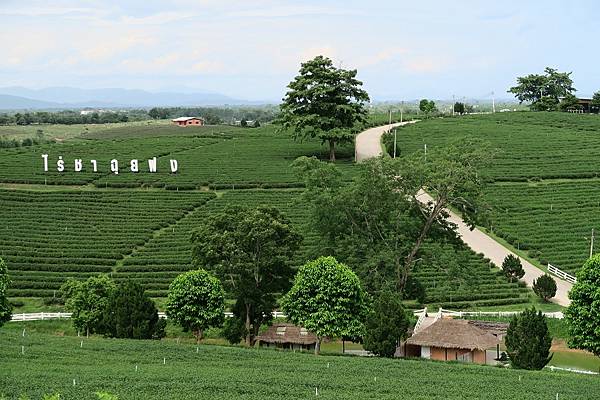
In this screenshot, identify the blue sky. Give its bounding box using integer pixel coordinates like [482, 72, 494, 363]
[1, 0, 599, 101]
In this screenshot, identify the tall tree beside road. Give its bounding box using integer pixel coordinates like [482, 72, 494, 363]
[277, 55, 370, 161]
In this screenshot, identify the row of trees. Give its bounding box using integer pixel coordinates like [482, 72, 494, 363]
[0, 106, 279, 127]
[59, 275, 166, 339]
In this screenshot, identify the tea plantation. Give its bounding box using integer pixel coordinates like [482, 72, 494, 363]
[2, 326, 598, 400]
[393, 112, 600, 275]
[0, 121, 531, 309]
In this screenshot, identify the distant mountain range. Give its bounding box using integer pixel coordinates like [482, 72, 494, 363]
[0, 86, 268, 110]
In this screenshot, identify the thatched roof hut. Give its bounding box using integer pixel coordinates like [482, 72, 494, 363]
[256, 323, 317, 351]
[406, 318, 501, 351]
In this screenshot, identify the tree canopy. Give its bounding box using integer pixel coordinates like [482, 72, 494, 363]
[532, 274, 557, 302]
[505, 307, 553, 370]
[419, 99, 437, 115]
[281, 256, 371, 354]
[166, 269, 225, 343]
[363, 291, 412, 357]
[501, 254, 525, 283]
[0, 258, 12, 327]
[60, 275, 115, 337]
[565, 254, 600, 356]
[508, 67, 576, 111]
[293, 137, 491, 294]
[191, 206, 302, 346]
[277, 55, 370, 161]
[102, 280, 165, 340]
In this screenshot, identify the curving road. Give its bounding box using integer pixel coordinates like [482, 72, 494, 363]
[355, 122, 572, 307]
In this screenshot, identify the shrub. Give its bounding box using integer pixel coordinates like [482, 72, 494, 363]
[502, 254, 525, 282]
[102, 280, 165, 340]
[532, 274, 557, 301]
[505, 307, 552, 370]
[363, 291, 412, 357]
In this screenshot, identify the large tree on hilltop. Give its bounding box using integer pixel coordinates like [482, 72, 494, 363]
[191, 206, 302, 346]
[277, 55, 370, 162]
[508, 67, 576, 111]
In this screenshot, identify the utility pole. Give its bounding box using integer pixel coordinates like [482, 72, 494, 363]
[452, 94, 455, 116]
[400, 101, 404, 123]
[393, 129, 397, 158]
[591, 228, 595, 258]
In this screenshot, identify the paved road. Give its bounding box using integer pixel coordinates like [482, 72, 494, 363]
[355, 121, 417, 162]
[355, 123, 572, 307]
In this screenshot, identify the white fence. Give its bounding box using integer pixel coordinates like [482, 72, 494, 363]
[548, 263, 577, 284]
[11, 310, 288, 322]
[10, 312, 72, 322]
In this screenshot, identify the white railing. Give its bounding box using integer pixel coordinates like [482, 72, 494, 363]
[11, 310, 288, 322]
[547, 365, 598, 375]
[548, 263, 577, 284]
[413, 307, 428, 332]
[10, 312, 72, 322]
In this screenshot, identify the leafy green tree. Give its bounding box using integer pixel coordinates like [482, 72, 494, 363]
[253, 120, 261, 128]
[281, 256, 371, 354]
[293, 137, 491, 293]
[166, 269, 225, 343]
[278, 55, 370, 161]
[501, 254, 525, 282]
[565, 254, 600, 356]
[559, 93, 580, 111]
[102, 280, 165, 340]
[240, 118, 248, 127]
[591, 91, 600, 113]
[221, 316, 247, 345]
[363, 291, 412, 357]
[505, 307, 552, 370]
[532, 274, 557, 301]
[192, 206, 302, 346]
[419, 99, 437, 115]
[0, 258, 12, 327]
[509, 67, 575, 111]
[453, 102, 465, 114]
[60, 275, 115, 337]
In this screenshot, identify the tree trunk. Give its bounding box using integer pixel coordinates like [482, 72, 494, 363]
[400, 199, 445, 291]
[315, 337, 321, 355]
[195, 329, 204, 345]
[245, 303, 252, 347]
[328, 139, 336, 162]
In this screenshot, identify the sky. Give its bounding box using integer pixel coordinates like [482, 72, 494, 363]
[1, 0, 599, 102]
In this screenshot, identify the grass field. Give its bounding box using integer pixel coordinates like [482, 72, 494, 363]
[393, 112, 600, 275]
[1, 324, 599, 399]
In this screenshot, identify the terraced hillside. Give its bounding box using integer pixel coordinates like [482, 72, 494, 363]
[392, 112, 600, 275]
[0, 122, 531, 309]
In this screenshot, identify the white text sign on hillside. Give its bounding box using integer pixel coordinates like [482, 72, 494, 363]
[41, 154, 178, 174]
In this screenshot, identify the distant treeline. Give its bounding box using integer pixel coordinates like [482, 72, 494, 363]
[147, 106, 279, 124]
[0, 106, 280, 126]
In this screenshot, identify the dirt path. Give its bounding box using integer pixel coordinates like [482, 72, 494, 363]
[354, 123, 572, 307]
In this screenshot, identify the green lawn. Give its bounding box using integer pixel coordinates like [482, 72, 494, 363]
[1, 324, 599, 399]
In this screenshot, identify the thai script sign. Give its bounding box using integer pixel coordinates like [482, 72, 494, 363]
[41, 154, 178, 174]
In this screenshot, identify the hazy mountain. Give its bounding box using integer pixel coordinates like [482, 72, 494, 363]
[0, 86, 265, 109]
[0, 94, 64, 110]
